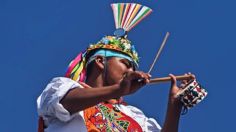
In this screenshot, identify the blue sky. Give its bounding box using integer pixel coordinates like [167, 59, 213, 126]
[0, 0, 235, 131]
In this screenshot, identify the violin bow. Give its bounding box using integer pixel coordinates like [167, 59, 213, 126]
[147, 32, 170, 74]
[147, 32, 192, 84]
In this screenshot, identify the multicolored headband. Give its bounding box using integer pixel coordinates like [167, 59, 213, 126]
[86, 49, 137, 69]
[87, 36, 139, 67]
[65, 3, 152, 81]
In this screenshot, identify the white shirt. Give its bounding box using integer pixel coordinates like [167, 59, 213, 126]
[37, 77, 162, 132]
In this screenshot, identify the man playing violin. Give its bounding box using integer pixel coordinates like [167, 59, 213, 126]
[37, 37, 194, 132]
[37, 3, 195, 132]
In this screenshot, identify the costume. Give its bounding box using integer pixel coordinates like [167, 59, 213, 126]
[37, 3, 162, 132]
[37, 77, 161, 132]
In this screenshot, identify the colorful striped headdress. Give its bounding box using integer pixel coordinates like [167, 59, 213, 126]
[65, 3, 153, 82]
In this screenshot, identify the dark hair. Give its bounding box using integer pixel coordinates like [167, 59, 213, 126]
[85, 49, 98, 77]
[86, 60, 98, 78]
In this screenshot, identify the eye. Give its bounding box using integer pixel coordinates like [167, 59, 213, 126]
[124, 61, 130, 67]
[121, 59, 133, 69]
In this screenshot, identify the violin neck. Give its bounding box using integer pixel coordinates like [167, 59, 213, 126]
[149, 75, 193, 84]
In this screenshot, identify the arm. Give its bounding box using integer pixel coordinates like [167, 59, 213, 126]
[161, 74, 194, 132]
[60, 84, 121, 114]
[161, 96, 182, 132]
[60, 71, 151, 114]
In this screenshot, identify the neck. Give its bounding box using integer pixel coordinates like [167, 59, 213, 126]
[85, 74, 104, 87]
[86, 73, 121, 102]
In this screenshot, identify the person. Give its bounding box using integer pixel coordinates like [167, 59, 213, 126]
[37, 3, 194, 132]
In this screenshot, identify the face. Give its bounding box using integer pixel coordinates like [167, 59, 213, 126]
[104, 57, 134, 85]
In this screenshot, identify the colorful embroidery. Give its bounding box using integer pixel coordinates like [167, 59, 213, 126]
[84, 102, 142, 132]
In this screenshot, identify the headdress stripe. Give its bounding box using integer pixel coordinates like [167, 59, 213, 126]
[123, 3, 136, 31]
[128, 8, 152, 31]
[117, 3, 121, 28]
[111, 4, 119, 29]
[121, 3, 130, 28]
[125, 4, 141, 30]
[118, 3, 124, 28]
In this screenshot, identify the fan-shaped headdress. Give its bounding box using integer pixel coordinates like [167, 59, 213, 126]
[65, 3, 152, 82]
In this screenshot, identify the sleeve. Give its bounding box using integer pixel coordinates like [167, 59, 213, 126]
[126, 105, 162, 132]
[37, 77, 83, 123]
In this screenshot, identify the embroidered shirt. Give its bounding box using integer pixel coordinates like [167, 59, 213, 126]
[37, 77, 162, 132]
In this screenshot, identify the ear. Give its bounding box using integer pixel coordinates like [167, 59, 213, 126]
[94, 56, 105, 70]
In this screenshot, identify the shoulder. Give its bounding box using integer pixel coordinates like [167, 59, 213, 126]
[45, 77, 84, 90]
[50, 77, 81, 85]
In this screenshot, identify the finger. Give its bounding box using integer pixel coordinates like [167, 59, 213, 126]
[187, 72, 196, 79]
[182, 79, 188, 84]
[190, 74, 196, 80]
[129, 71, 148, 80]
[138, 71, 151, 80]
[169, 73, 177, 87]
[148, 74, 152, 78]
[136, 72, 151, 84]
[128, 72, 147, 86]
[181, 72, 195, 83]
[129, 71, 144, 80]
